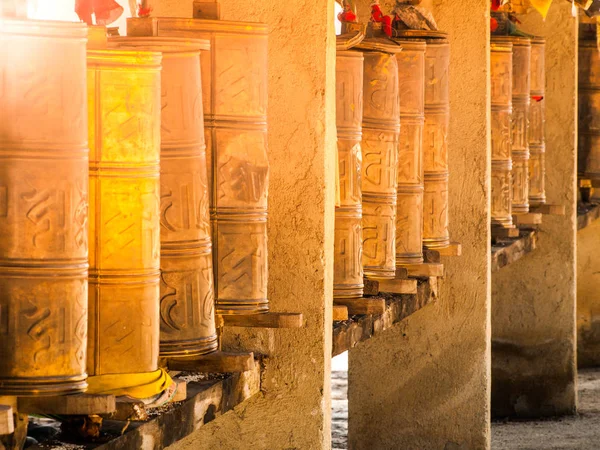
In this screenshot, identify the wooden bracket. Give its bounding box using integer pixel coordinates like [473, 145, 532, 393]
[219, 312, 303, 329]
[435, 242, 462, 256]
[333, 305, 349, 321]
[513, 213, 543, 225]
[334, 297, 386, 315]
[398, 262, 444, 278]
[376, 278, 418, 295]
[529, 204, 566, 216]
[18, 395, 115, 416]
[0, 406, 13, 436]
[168, 351, 255, 373]
[492, 225, 520, 239]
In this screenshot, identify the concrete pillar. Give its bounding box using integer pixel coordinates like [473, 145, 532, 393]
[347, 1, 492, 449]
[161, 0, 338, 448]
[491, 3, 578, 418]
[578, 220, 600, 368]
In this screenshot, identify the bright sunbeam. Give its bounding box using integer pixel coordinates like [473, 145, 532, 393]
[27, 0, 79, 21]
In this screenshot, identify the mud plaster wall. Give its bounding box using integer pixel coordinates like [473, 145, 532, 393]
[577, 220, 600, 368]
[347, 0, 492, 449]
[491, 2, 578, 419]
[157, 1, 338, 449]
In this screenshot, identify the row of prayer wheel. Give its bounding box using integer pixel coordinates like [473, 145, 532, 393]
[333, 30, 451, 299]
[489, 35, 547, 229]
[0, 16, 269, 395]
[579, 32, 600, 183]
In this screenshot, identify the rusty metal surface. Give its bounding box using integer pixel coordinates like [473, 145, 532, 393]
[87, 46, 161, 375]
[360, 46, 400, 280]
[490, 38, 514, 228]
[335, 49, 364, 299]
[529, 38, 546, 206]
[394, 39, 425, 265]
[0, 19, 89, 395]
[128, 18, 270, 315]
[108, 37, 218, 358]
[579, 38, 600, 179]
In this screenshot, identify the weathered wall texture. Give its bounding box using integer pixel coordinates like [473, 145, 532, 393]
[157, 1, 338, 449]
[491, 3, 578, 418]
[577, 220, 600, 368]
[347, 0, 492, 449]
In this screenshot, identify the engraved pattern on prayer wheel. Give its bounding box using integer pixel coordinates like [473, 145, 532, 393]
[529, 37, 546, 205]
[335, 49, 364, 298]
[358, 42, 401, 280]
[394, 39, 425, 265]
[0, 19, 89, 395]
[506, 37, 531, 214]
[87, 47, 161, 375]
[423, 37, 450, 248]
[490, 39, 514, 228]
[108, 37, 218, 357]
[128, 18, 270, 315]
[578, 38, 600, 179]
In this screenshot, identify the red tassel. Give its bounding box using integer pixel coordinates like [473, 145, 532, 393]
[491, 0, 502, 11]
[490, 17, 498, 32]
[75, 0, 123, 25]
[532, 95, 544, 102]
[371, 3, 393, 37]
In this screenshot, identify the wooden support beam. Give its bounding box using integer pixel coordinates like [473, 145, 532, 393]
[17, 395, 115, 416]
[529, 204, 565, 215]
[220, 312, 303, 329]
[423, 248, 441, 263]
[399, 262, 444, 278]
[0, 406, 13, 436]
[513, 213, 543, 225]
[334, 298, 386, 315]
[333, 305, 349, 321]
[492, 226, 520, 239]
[172, 379, 187, 402]
[435, 241, 462, 256]
[0, 413, 26, 450]
[168, 351, 255, 373]
[376, 278, 418, 295]
[491, 230, 538, 272]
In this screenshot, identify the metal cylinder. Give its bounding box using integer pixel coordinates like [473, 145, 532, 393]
[358, 41, 401, 280]
[0, 19, 89, 395]
[578, 38, 600, 180]
[490, 38, 514, 228]
[335, 49, 364, 298]
[529, 37, 546, 206]
[87, 47, 161, 375]
[128, 18, 270, 315]
[109, 37, 218, 358]
[423, 36, 450, 249]
[394, 39, 426, 265]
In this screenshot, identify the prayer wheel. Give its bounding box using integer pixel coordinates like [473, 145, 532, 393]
[394, 38, 426, 265]
[87, 46, 162, 375]
[108, 37, 218, 357]
[529, 37, 546, 206]
[490, 38, 514, 228]
[335, 46, 364, 298]
[0, 19, 89, 395]
[423, 34, 451, 248]
[357, 39, 401, 279]
[578, 37, 600, 180]
[128, 18, 270, 315]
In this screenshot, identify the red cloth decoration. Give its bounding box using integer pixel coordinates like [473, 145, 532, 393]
[491, 0, 502, 11]
[490, 17, 498, 31]
[532, 95, 544, 102]
[138, 5, 152, 17]
[338, 8, 357, 23]
[371, 2, 393, 37]
[75, 0, 124, 26]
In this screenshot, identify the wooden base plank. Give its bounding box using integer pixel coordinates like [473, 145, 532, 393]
[492, 229, 537, 272]
[529, 204, 565, 215]
[171, 379, 187, 402]
[398, 262, 444, 278]
[0, 413, 26, 450]
[334, 298, 386, 315]
[220, 312, 303, 328]
[513, 213, 543, 225]
[578, 202, 600, 230]
[333, 305, 349, 321]
[109, 399, 148, 422]
[376, 278, 418, 295]
[492, 226, 520, 239]
[168, 351, 255, 373]
[0, 406, 13, 436]
[17, 395, 115, 416]
[435, 241, 462, 256]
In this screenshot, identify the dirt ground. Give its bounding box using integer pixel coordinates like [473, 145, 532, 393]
[331, 359, 600, 450]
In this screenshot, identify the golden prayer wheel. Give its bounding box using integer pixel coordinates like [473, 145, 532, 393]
[529, 37, 546, 206]
[422, 34, 451, 248]
[497, 36, 531, 214]
[108, 37, 218, 358]
[490, 38, 514, 228]
[335, 46, 364, 298]
[87, 46, 162, 375]
[578, 38, 600, 180]
[0, 19, 89, 395]
[393, 38, 426, 265]
[127, 18, 270, 315]
[356, 39, 402, 279]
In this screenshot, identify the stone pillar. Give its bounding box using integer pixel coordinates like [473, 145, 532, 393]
[491, 3, 578, 418]
[163, 0, 337, 449]
[347, 0, 492, 449]
[578, 219, 600, 368]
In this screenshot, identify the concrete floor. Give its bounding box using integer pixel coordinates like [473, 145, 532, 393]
[331, 353, 600, 449]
